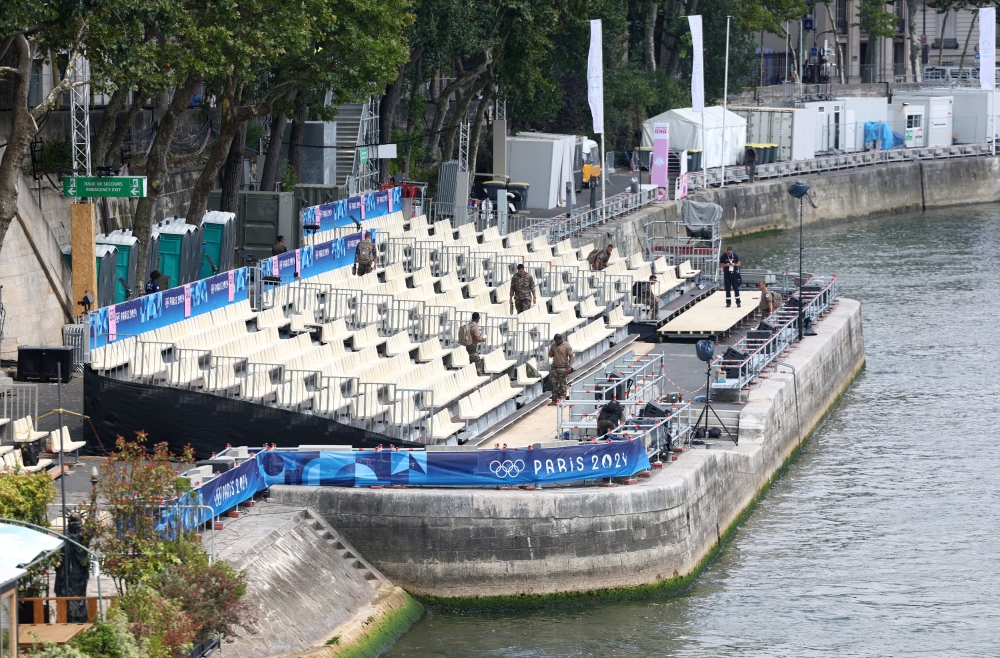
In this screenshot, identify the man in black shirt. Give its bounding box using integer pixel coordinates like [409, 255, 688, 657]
[597, 399, 625, 437]
[719, 246, 741, 308]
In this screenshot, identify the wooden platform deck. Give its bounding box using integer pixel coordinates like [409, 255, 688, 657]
[657, 290, 762, 338]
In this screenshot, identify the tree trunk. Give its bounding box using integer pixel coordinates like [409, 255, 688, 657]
[132, 76, 201, 291]
[260, 110, 289, 192]
[441, 74, 490, 164]
[0, 35, 36, 252]
[105, 92, 148, 168]
[379, 67, 406, 184]
[288, 94, 308, 183]
[186, 89, 245, 226]
[907, 0, 921, 81]
[645, 2, 659, 73]
[937, 11, 948, 65]
[659, 0, 678, 74]
[92, 87, 129, 168]
[821, 2, 847, 84]
[468, 83, 494, 175]
[958, 11, 977, 72]
[220, 120, 247, 212]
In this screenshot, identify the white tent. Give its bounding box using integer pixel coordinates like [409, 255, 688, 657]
[641, 106, 747, 168]
[507, 132, 577, 210]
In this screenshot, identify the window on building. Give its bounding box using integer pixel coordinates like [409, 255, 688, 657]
[907, 114, 922, 129]
[836, 0, 848, 34]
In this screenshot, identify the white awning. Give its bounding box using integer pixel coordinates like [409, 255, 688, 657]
[0, 523, 64, 585]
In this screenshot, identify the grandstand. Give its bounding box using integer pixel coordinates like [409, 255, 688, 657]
[87, 211, 709, 448]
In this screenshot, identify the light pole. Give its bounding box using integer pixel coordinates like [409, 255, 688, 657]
[787, 181, 810, 341]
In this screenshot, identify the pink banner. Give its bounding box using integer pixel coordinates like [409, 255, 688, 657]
[183, 284, 192, 317]
[650, 122, 670, 188]
[108, 304, 117, 342]
[228, 270, 235, 302]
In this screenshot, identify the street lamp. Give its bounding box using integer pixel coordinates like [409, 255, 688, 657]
[787, 181, 810, 341]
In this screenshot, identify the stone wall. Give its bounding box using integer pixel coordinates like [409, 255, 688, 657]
[0, 174, 74, 358]
[270, 299, 865, 599]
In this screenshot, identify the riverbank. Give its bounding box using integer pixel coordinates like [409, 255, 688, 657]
[269, 298, 864, 605]
[592, 155, 1000, 247]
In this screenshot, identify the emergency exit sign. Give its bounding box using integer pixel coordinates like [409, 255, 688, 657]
[63, 176, 147, 198]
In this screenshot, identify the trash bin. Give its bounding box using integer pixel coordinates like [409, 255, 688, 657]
[687, 150, 702, 172]
[483, 180, 507, 203]
[766, 144, 777, 163]
[508, 182, 530, 211]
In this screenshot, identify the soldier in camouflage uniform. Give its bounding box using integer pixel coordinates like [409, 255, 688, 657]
[587, 244, 613, 271]
[465, 312, 486, 376]
[548, 333, 574, 405]
[354, 231, 376, 276]
[508, 264, 537, 313]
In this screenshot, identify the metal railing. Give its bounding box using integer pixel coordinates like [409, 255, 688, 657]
[688, 142, 997, 190]
[711, 274, 838, 397]
[1, 383, 39, 444]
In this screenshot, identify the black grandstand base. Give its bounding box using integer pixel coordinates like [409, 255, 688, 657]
[83, 368, 414, 459]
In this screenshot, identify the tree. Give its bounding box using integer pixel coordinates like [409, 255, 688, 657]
[856, 0, 898, 81]
[0, 0, 89, 256]
[907, 0, 922, 81]
[183, 0, 411, 225]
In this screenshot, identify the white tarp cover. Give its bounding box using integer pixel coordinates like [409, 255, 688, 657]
[641, 106, 747, 168]
[507, 133, 577, 210]
[0, 523, 64, 586]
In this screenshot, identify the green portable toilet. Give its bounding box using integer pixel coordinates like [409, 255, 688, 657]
[153, 218, 201, 289]
[200, 211, 235, 278]
[95, 244, 119, 308]
[97, 230, 139, 302]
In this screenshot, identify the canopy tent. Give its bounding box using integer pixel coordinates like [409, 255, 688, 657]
[641, 106, 747, 168]
[0, 523, 64, 584]
[507, 132, 577, 210]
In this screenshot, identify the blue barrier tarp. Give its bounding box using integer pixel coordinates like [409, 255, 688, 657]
[89, 267, 250, 349]
[301, 187, 403, 235]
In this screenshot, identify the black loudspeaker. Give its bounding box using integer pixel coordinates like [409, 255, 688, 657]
[725, 366, 741, 379]
[17, 346, 72, 383]
[746, 330, 772, 341]
[596, 373, 627, 401]
[723, 346, 747, 362]
[641, 402, 672, 418]
[757, 320, 775, 333]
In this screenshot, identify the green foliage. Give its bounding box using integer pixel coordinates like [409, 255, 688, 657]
[0, 472, 55, 526]
[280, 159, 297, 192]
[118, 586, 197, 658]
[27, 644, 89, 658]
[20, 137, 73, 176]
[84, 434, 195, 593]
[151, 542, 253, 640]
[856, 0, 898, 38]
[70, 613, 143, 658]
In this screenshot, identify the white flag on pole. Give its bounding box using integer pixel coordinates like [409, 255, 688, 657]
[588, 19, 604, 134]
[980, 7, 996, 91]
[688, 15, 705, 113]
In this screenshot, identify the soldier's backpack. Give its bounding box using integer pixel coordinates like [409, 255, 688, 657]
[457, 322, 475, 347]
[768, 290, 783, 308]
[356, 240, 374, 265]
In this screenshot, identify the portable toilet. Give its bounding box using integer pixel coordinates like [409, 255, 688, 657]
[153, 218, 201, 288]
[95, 244, 119, 308]
[96, 230, 139, 302]
[200, 211, 235, 278]
[888, 102, 926, 147]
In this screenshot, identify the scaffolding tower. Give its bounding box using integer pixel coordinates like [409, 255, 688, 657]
[68, 54, 91, 176]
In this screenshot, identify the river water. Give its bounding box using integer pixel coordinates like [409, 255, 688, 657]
[385, 205, 1000, 657]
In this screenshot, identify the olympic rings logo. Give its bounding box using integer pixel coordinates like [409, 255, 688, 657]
[489, 459, 525, 478]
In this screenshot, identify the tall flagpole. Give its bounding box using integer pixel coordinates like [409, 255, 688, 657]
[980, 7, 996, 155]
[721, 16, 730, 187]
[689, 15, 706, 186]
[587, 19, 607, 220]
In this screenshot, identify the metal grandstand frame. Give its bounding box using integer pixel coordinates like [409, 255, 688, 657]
[645, 217, 722, 283]
[711, 274, 837, 398]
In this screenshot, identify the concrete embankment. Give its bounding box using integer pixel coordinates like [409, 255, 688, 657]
[598, 155, 1000, 242]
[216, 504, 421, 657]
[270, 299, 865, 602]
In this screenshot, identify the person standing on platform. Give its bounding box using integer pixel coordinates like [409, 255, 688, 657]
[757, 281, 782, 316]
[548, 334, 574, 405]
[459, 312, 487, 376]
[144, 270, 161, 295]
[509, 264, 537, 313]
[632, 275, 660, 320]
[354, 231, 375, 276]
[272, 235, 288, 256]
[720, 246, 741, 307]
[596, 399, 625, 437]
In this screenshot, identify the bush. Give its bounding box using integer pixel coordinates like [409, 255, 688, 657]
[280, 159, 297, 191]
[28, 645, 88, 658]
[71, 612, 142, 658]
[118, 586, 197, 658]
[151, 541, 254, 641]
[0, 472, 56, 526]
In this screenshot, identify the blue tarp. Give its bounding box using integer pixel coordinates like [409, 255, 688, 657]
[864, 121, 898, 149]
[173, 440, 652, 529]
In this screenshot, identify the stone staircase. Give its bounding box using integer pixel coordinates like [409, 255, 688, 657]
[334, 104, 364, 186]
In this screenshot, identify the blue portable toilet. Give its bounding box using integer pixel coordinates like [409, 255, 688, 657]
[200, 211, 235, 278]
[97, 230, 139, 302]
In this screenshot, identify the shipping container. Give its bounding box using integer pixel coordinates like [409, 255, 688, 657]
[889, 94, 953, 147]
[729, 106, 816, 162]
